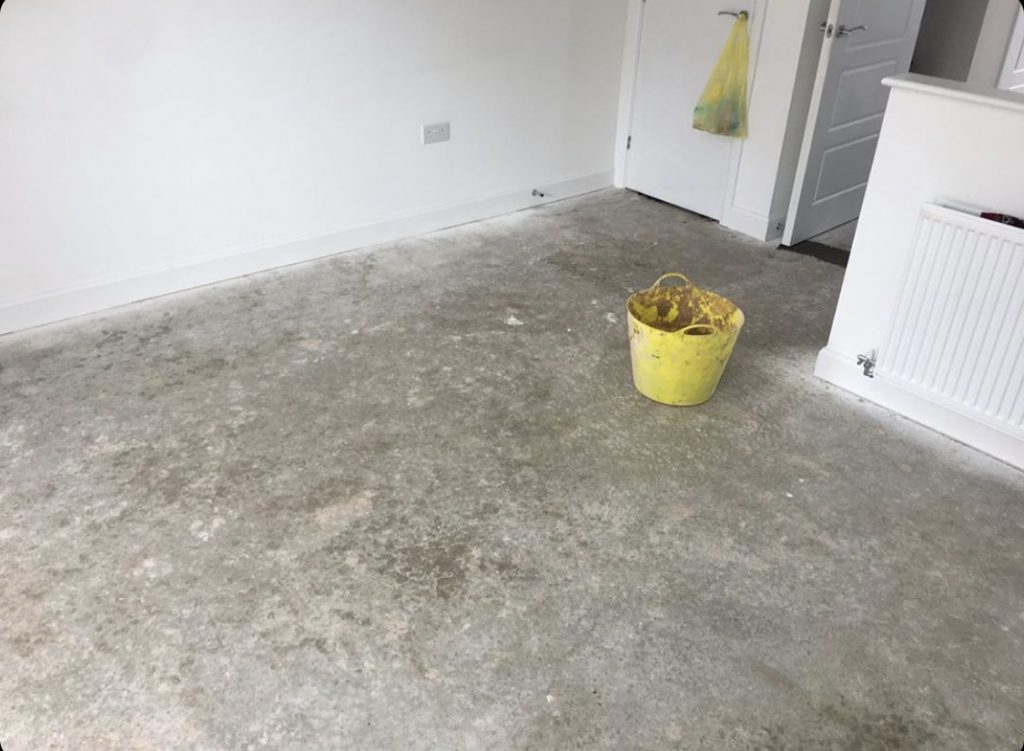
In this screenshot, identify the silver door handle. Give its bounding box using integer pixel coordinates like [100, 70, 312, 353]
[836, 24, 867, 37]
[718, 10, 749, 19]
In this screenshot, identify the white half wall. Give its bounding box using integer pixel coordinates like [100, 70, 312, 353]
[0, 0, 628, 334]
[816, 75, 1024, 468]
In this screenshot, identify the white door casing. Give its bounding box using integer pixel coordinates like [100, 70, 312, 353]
[625, 0, 748, 220]
[999, 8, 1024, 93]
[783, 0, 928, 246]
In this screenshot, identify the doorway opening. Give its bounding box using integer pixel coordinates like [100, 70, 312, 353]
[618, 0, 1023, 252]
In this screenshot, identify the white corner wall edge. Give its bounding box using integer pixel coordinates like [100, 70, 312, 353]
[815, 348, 1024, 471]
[613, 0, 645, 189]
[0, 172, 612, 336]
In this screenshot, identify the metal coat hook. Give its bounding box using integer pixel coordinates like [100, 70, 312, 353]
[718, 10, 749, 19]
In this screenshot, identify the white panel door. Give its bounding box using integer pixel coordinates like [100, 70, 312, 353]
[999, 9, 1024, 93]
[626, 1, 742, 220]
[783, 0, 928, 246]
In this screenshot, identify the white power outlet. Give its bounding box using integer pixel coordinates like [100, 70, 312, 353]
[422, 122, 451, 145]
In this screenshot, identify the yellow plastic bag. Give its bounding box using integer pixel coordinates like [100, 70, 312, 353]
[693, 15, 749, 138]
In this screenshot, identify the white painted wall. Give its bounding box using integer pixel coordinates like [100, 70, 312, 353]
[911, 0, 990, 82]
[0, 0, 627, 334]
[969, 0, 1022, 86]
[816, 74, 1024, 467]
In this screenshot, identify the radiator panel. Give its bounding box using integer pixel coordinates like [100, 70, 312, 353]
[877, 205, 1024, 434]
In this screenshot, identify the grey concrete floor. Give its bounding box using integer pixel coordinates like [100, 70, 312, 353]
[1, 190, 1022, 750]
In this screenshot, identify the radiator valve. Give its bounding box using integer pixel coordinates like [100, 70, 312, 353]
[857, 351, 877, 379]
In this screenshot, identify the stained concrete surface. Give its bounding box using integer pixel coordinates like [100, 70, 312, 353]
[1, 190, 1022, 750]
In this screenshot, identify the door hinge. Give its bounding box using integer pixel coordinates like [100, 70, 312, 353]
[857, 351, 877, 378]
[627, 135, 633, 150]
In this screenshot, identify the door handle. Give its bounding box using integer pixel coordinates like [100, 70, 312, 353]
[836, 24, 867, 37]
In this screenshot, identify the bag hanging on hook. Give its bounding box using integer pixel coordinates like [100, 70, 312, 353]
[692, 13, 750, 138]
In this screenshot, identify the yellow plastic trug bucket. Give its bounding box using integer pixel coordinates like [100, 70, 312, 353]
[627, 273, 745, 406]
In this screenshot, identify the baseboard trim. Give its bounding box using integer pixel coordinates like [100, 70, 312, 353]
[720, 205, 772, 241]
[815, 347, 1024, 470]
[765, 214, 787, 243]
[0, 171, 613, 336]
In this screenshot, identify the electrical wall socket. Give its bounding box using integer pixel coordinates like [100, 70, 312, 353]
[422, 122, 451, 145]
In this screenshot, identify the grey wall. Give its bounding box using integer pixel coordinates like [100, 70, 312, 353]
[968, 0, 1023, 86]
[912, 0, 990, 81]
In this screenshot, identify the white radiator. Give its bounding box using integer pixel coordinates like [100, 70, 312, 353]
[877, 204, 1024, 439]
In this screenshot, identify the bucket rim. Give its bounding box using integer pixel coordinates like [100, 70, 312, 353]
[627, 306, 745, 336]
[626, 283, 745, 336]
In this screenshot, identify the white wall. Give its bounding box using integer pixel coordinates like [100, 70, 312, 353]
[969, 0, 1022, 86]
[0, 0, 628, 334]
[823, 75, 1024, 357]
[911, 0, 990, 82]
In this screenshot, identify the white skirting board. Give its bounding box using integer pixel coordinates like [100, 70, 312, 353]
[0, 171, 613, 336]
[719, 205, 772, 242]
[718, 205, 786, 243]
[816, 347, 1024, 470]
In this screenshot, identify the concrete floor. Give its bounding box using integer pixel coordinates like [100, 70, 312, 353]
[2, 190, 1022, 750]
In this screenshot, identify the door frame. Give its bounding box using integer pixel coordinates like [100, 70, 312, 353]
[614, 0, 770, 235]
[782, 0, 928, 246]
[782, 0, 840, 247]
[998, 6, 1024, 91]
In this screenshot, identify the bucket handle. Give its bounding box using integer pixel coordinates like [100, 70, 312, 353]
[679, 323, 720, 336]
[650, 273, 693, 290]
